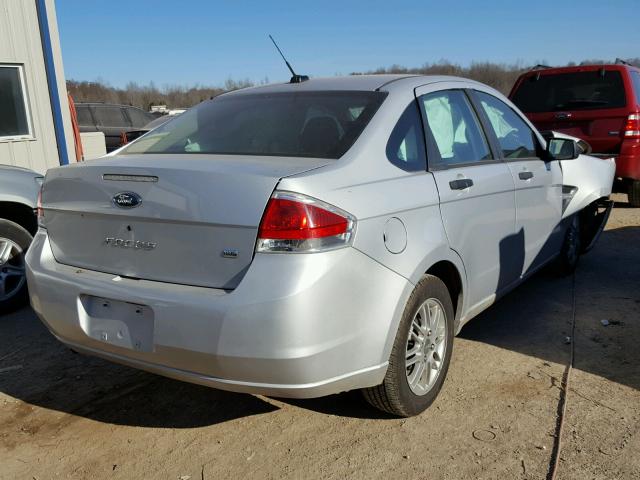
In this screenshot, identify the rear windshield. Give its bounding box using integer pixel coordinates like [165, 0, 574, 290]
[511, 70, 626, 113]
[123, 91, 387, 159]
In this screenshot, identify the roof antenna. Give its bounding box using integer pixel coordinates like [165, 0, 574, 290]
[269, 34, 309, 84]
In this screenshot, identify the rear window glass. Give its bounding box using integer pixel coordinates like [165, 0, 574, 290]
[123, 91, 387, 159]
[631, 71, 640, 105]
[511, 70, 626, 113]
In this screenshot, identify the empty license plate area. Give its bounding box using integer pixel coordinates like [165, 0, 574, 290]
[79, 295, 154, 352]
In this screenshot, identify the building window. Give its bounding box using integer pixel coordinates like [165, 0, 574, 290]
[0, 65, 32, 140]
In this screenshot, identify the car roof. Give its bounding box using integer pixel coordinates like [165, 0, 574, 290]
[224, 74, 484, 96]
[518, 64, 640, 78]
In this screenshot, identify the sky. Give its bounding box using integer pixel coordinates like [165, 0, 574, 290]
[56, 0, 640, 89]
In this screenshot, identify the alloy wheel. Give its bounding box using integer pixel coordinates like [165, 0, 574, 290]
[0, 237, 26, 302]
[405, 298, 447, 395]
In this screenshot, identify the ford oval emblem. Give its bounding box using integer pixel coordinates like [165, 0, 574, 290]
[112, 192, 142, 209]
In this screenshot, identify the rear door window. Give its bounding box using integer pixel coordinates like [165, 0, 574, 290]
[386, 103, 426, 171]
[631, 71, 640, 106]
[93, 106, 130, 127]
[475, 91, 540, 159]
[419, 90, 492, 167]
[123, 91, 387, 159]
[511, 70, 626, 113]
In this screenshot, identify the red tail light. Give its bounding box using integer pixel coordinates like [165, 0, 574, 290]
[623, 113, 640, 138]
[257, 192, 355, 253]
[36, 186, 45, 227]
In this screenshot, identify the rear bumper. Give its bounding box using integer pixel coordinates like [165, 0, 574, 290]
[26, 231, 412, 398]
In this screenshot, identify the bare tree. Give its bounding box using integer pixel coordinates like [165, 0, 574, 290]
[66, 80, 228, 110]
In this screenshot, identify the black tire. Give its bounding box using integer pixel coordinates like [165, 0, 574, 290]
[629, 180, 640, 208]
[557, 214, 581, 276]
[363, 275, 454, 417]
[0, 219, 32, 314]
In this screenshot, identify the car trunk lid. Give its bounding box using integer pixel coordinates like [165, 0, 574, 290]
[42, 154, 330, 289]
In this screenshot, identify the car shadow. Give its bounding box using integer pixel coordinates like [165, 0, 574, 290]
[612, 201, 636, 209]
[274, 391, 397, 420]
[0, 308, 277, 428]
[0, 227, 637, 424]
[459, 225, 640, 392]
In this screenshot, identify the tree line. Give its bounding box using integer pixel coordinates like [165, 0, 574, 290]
[67, 58, 640, 111]
[66, 78, 254, 111]
[355, 58, 640, 95]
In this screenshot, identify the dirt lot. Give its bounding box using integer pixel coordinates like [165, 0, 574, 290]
[1, 194, 638, 480]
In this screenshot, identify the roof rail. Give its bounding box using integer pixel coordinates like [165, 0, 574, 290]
[530, 64, 551, 71]
[615, 58, 632, 66]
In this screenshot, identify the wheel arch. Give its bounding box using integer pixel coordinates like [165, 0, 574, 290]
[426, 260, 464, 327]
[0, 202, 38, 236]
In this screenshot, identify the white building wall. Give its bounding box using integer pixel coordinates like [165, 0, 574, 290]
[0, 0, 75, 173]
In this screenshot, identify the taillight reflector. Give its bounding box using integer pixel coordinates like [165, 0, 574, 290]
[624, 113, 640, 138]
[36, 186, 45, 227]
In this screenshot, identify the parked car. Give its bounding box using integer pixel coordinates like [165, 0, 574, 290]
[27, 75, 614, 416]
[509, 62, 640, 206]
[0, 165, 41, 313]
[75, 103, 156, 153]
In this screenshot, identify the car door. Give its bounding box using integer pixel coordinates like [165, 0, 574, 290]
[91, 105, 132, 152]
[416, 86, 519, 314]
[470, 90, 563, 275]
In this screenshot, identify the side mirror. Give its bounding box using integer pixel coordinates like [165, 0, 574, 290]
[547, 138, 579, 160]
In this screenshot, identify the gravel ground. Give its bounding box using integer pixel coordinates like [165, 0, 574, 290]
[0, 194, 638, 480]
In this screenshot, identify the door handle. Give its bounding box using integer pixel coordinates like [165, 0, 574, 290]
[519, 171, 534, 180]
[449, 178, 474, 190]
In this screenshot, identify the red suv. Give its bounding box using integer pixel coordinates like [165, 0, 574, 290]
[510, 63, 640, 206]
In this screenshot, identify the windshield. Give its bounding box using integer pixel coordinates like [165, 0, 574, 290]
[123, 91, 387, 159]
[512, 70, 626, 113]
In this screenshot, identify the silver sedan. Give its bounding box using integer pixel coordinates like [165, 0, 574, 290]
[26, 75, 614, 416]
